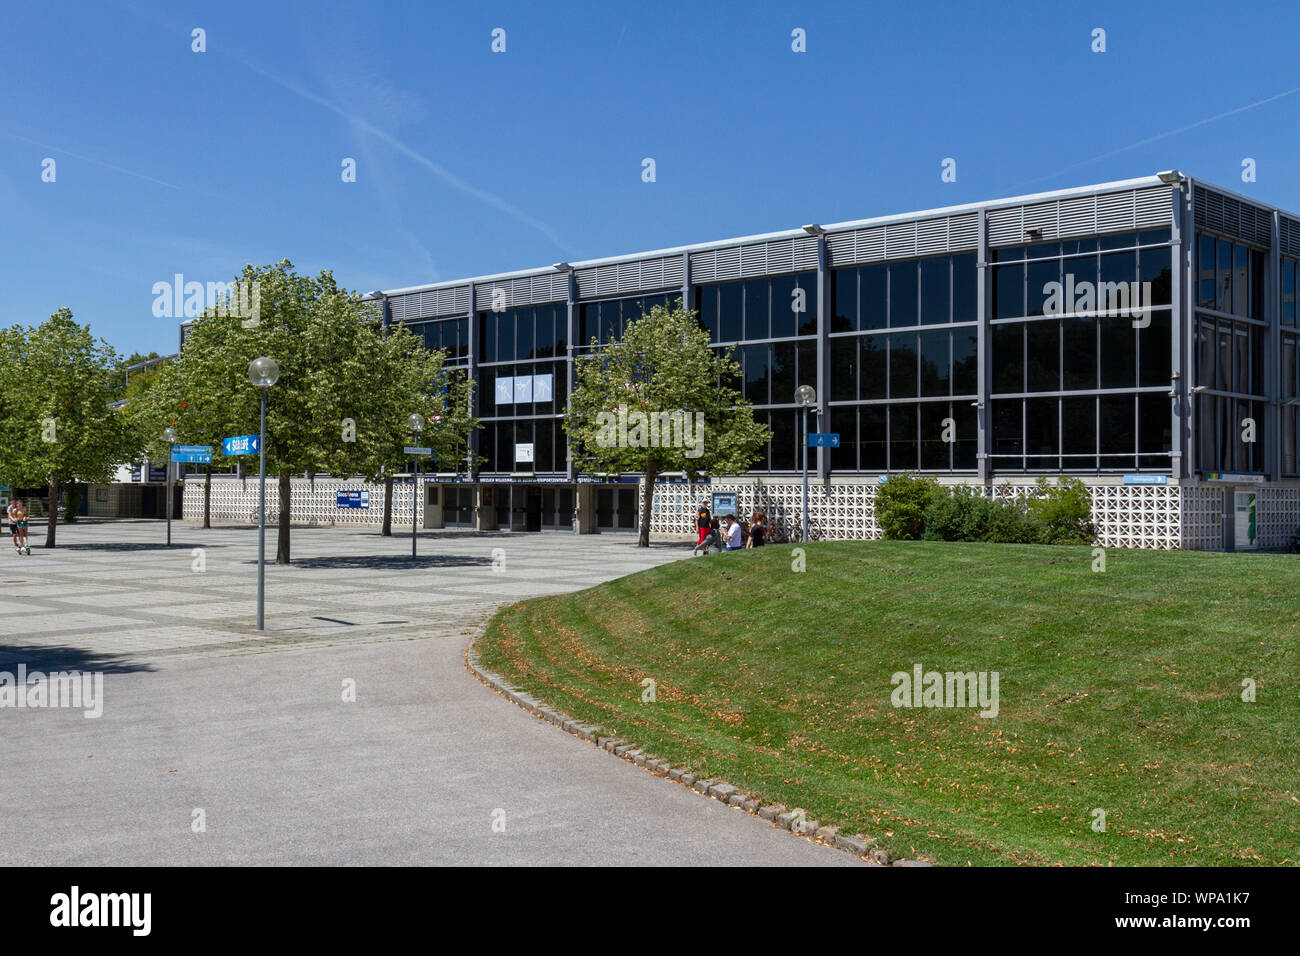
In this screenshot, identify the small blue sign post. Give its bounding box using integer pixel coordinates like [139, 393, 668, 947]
[808, 432, 841, 448]
[170, 444, 213, 464]
[222, 434, 259, 456]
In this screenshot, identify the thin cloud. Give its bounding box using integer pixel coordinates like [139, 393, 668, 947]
[241, 59, 577, 255]
[1012, 84, 1300, 190]
[0, 127, 182, 190]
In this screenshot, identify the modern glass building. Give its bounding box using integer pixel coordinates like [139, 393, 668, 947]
[188, 171, 1300, 550]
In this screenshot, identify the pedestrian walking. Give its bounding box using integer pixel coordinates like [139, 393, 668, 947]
[723, 514, 744, 551]
[691, 499, 712, 555]
[7, 498, 30, 555]
[746, 511, 767, 548]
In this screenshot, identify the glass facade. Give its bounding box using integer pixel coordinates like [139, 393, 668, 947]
[990, 230, 1174, 471]
[478, 304, 568, 473]
[1193, 232, 1268, 474]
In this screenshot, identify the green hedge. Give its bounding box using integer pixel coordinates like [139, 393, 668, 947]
[876, 474, 1095, 545]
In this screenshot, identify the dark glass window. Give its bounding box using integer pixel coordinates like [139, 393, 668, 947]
[1139, 246, 1172, 308]
[498, 308, 515, 359]
[831, 268, 856, 333]
[953, 402, 977, 469]
[1233, 244, 1250, 317]
[860, 264, 887, 330]
[1217, 238, 1233, 313]
[601, 300, 620, 344]
[771, 274, 799, 338]
[771, 410, 796, 471]
[744, 343, 769, 404]
[480, 312, 497, 362]
[992, 322, 1024, 393]
[831, 336, 857, 401]
[890, 331, 918, 398]
[1099, 317, 1136, 389]
[890, 404, 917, 470]
[992, 400, 1022, 462]
[1062, 396, 1095, 465]
[1061, 237, 1099, 256]
[744, 279, 769, 341]
[1026, 319, 1058, 391]
[952, 329, 978, 395]
[1063, 255, 1098, 297]
[1198, 234, 1216, 308]
[516, 307, 535, 360]
[920, 402, 951, 469]
[994, 263, 1024, 319]
[719, 282, 743, 342]
[771, 341, 796, 400]
[795, 274, 818, 335]
[1137, 393, 1171, 468]
[889, 261, 918, 327]
[535, 419, 554, 473]
[920, 257, 950, 325]
[919, 328, 950, 396]
[860, 334, 887, 399]
[1026, 258, 1059, 317]
[1099, 232, 1137, 251]
[1025, 398, 1058, 468]
[1062, 315, 1096, 389]
[831, 407, 857, 472]
[952, 252, 977, 323]
[1099, 251, 1136, 301]
[797, 340, 816, 389]
[1138, 310, 1171, 388]
[861, 405, 887, 470]
[1099, 395, 1135, 468]
[699, 287, 719, 342]
[1283, 260, 1296, 328]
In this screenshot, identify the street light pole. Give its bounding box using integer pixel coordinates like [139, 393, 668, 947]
[163, 427, 177, 547]
[408, 413, 425, 558]
[794, 385, 817, 543]
[248, 357, 280, 632]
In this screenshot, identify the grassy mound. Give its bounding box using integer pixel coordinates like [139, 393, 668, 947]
[478, 541, 1300, 865]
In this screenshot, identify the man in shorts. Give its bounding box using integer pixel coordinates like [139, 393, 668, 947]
[7, 498, 30, 555]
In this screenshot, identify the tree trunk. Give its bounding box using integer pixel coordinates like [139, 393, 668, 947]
[45, 477, 58, 548]
[637, 463, 658, 548]
[203, 466, 212, 529]
[276, 470, 291, 564]
[381, 475, 393, 536]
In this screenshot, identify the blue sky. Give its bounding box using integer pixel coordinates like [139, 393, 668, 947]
[2, 0, 1299, 357]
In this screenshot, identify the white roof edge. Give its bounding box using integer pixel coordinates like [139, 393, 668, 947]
[375, 173, 1177, 298]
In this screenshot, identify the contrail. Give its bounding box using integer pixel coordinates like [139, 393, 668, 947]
[1011, 84, 1300, 190]
[242, 60, 577, 255]
[0, 128, 182, 190]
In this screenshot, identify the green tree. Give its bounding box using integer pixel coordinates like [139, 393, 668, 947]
[564, 303, 770, 547]
[165, 260, 477, 562]
[0, 309, 137, 547]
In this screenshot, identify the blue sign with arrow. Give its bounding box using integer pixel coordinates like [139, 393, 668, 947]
[170, 444, 213, 464]
[808, 432, 841, 448]
[222, 434, 260, 456]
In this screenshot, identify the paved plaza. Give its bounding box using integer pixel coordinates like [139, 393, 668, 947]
[0, 520, 854, 866]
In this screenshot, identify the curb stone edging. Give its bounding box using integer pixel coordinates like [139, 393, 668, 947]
[465, 627, 933, 868]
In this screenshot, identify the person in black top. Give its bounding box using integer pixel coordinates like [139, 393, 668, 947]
[745, 510, 767, 548]
[692, 500, 711, 555]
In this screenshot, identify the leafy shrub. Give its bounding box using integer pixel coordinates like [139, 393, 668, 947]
[876, 473, 940, 540]
[923, 486, 1041, 543]
[1026, 477, 1096, 544]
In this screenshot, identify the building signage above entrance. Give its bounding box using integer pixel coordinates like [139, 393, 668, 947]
[1122, 475, 1168, 485]
[1204, 472, 1265, 483]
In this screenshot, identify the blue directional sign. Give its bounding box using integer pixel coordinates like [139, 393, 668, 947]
[170, 444, 213, 464]
[808, 432, 841, 448]
[222, 434, 260, 456]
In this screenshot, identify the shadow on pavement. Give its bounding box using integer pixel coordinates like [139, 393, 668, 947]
[41, 543, 208, 552]
[258, 554, 495, 570]
[0, 642, 156, 674]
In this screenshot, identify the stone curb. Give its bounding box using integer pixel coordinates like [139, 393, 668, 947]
[465, 629, 933, 868]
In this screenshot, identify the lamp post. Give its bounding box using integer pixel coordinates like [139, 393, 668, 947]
[248, 357, 279, 631]
[408, 413, 424, 558]
[163, 427, 178, 546]
[794, 384, 817, 543]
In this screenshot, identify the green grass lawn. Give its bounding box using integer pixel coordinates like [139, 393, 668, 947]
[478, 541, 1300, 866]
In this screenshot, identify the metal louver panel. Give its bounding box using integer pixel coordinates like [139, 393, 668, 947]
[1057, 196, 1095, 236]
[885, 222, 916, 258]
[1134, 186, 1171, 228]
[1022, 203, 1056, 238]
[1194, 188, 1270, 247]
[715, 246, 741, 281]
[1282, 218, 1300, 258]
[915, 218, 947, 254]
[948, 213, 978, 250]
[766, 238, 795, 274]
[987, 207, 1023, 246]
[1094, 192, 1135, 232]
[793, 236, 819, 270]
